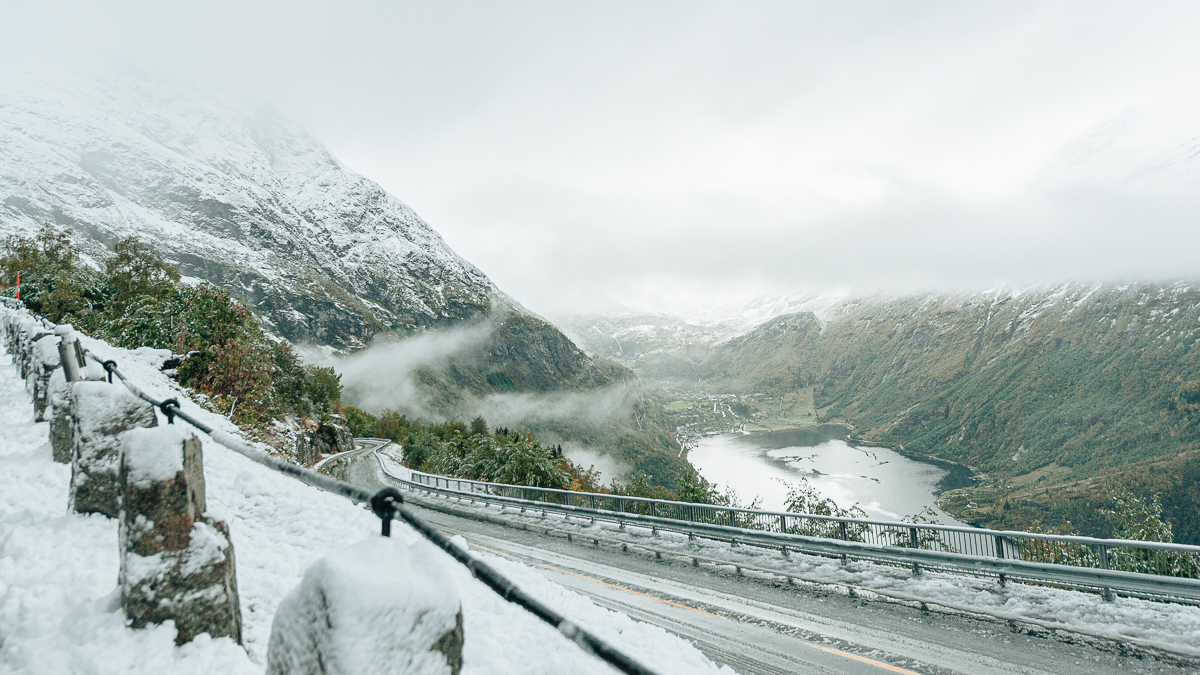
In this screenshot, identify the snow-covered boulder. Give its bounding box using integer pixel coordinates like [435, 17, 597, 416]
[119, 425, 243, 645]
[69, 380, 157, 517]
[267, 537, 464, 675]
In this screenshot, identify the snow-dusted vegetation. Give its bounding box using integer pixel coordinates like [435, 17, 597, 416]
[0, 306, 732, 674]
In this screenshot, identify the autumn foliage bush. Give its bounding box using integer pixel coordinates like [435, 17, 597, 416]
[1, 227, 339, 423]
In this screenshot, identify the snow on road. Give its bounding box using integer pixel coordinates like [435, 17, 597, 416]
[0, 318, 733, 674]
[392, 479, 1200, 658]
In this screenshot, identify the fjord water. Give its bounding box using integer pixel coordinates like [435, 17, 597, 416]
[687, 426, 963, 525]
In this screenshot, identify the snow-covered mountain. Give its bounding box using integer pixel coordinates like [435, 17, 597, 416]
[0, 60, 503, 350]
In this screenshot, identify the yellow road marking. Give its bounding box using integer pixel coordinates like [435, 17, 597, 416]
[536, 563, 725, 620]
[466, 541, 510, 557]
[803, 641, 926, 674]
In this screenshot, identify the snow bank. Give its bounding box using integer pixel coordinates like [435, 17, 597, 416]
[0, 306, 731, 674]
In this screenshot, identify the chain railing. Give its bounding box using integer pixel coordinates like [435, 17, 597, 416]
[403, 468, 1200, 600]
[0, 300, 661, 675]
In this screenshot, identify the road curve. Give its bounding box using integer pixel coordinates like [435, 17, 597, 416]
[344, 453, 1198, 675]
[313, 437, 391, 472]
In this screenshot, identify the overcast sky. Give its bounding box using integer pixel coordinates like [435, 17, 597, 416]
[8, 1, 1200, 317]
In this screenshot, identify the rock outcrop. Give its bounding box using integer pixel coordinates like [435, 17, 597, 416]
[296, 414, 354, 465]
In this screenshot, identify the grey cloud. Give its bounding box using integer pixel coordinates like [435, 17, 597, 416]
[6, 1, 1200, 318]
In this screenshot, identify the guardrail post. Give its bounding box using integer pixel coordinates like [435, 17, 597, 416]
[994, 535, 1007, 587]
[650, 502, 656, 518]
[779, 514, 787, 533]
[589, 494, 595, 509]
[28, 331, 61, 422]
[1098, 545, 1115, 601]
[729, 509, 736, 528]
[909, 527, 922, 575]
[839, 521, 849, 564]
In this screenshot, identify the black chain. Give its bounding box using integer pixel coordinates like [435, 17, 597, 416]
[75, 347, 661, 675]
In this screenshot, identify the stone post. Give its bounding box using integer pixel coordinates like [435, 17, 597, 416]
[29, 333, 60, 421]
[120, 426, 242, 645]
[48, 368, 73, 463]
[69, 381, 157, 517]
[54, 324, 83, 383]
[267, 537, 464, 675]
[49, 361, 110, 463]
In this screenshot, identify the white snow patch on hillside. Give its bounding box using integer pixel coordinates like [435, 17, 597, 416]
[0, 317, 734, 674]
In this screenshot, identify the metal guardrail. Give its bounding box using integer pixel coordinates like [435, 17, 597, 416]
[390, 465, 1200, 603]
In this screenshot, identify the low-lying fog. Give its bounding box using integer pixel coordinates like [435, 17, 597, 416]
[301, 320, 634, 482]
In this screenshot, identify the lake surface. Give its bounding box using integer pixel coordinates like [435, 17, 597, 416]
[687, 426, 963, 525]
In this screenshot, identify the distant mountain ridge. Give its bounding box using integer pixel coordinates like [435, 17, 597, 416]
[575, 283, 1200, 541]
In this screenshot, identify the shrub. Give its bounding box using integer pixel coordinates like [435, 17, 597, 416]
[1, 227, 337, 425]
[0, 226, 105, 323]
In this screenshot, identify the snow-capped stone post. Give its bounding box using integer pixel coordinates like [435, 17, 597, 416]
[119, 426, 243, 646]
[10, 312, 49, 380]
[48, 368, 73, 463]
[49, 357, 111, 463]
[54, 323, 83, 384]
[266, 537, 464, 675]
[69, 381, 158, 517]
[28, 331, 60, 421]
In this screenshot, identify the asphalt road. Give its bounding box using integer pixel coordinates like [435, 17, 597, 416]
[344, 453, 1199, 675]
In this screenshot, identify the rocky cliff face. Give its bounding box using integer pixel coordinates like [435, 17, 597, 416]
[0, 62, 501, 351]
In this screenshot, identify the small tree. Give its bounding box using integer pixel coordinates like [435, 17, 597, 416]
[470, 415, 489, 437]
[105, 237, 179, 316]
[0, 226, 103, 322]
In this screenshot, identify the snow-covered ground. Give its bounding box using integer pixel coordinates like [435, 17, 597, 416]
[394, 475, 1200, 658]
[0, 315, 733, 674]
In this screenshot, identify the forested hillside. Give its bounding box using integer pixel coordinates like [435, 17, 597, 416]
[687, 284, 1200, 542]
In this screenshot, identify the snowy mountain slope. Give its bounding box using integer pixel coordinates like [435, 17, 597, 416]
[0, 60, 501, 350]
[0, 308, 732, 674]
